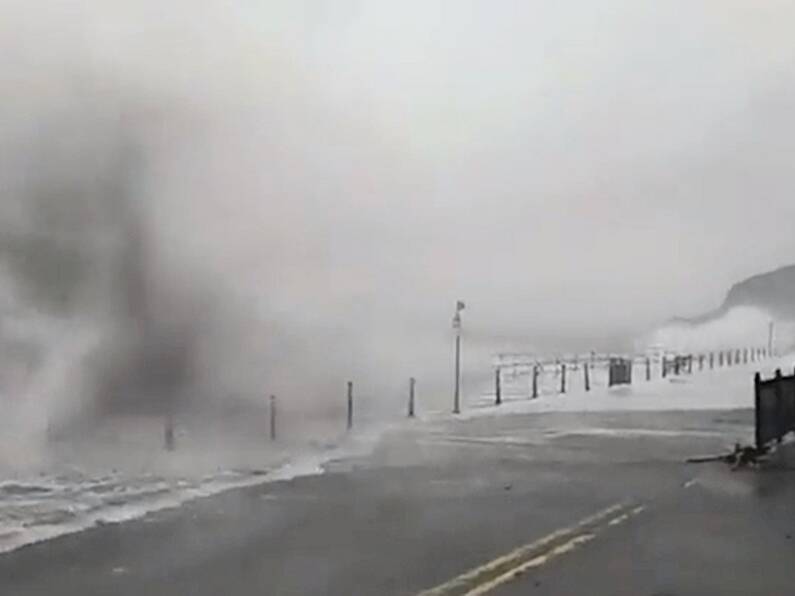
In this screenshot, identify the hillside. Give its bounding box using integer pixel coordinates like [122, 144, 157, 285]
[723, 264, 795, 318]
[674, 264, 795, 325]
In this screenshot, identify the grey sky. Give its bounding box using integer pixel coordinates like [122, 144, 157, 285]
[2, 1, 795, 408]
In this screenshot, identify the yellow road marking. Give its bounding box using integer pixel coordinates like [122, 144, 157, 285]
[417, 502, 644, 596]
[463, 534, 596, 596]
[607, 513, 630, 526]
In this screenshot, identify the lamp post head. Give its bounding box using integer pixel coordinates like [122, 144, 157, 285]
[452, 312, 461, 329]
[453, 300, 465, 329]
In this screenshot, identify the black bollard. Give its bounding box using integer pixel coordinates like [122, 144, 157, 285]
[347, 381, 353, 431]
[495, 367, 502, 406]
[269, 395, 277, 441]
[164, 413, 175, 452]
[560, 363, 567, 394]
[408, 377, 416, 418]
[584, 362, 591, 392]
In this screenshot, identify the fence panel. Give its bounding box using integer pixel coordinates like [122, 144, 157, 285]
[608, 358, 632, 387]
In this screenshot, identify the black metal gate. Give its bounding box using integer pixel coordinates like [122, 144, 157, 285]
[608, 358, 633, 387]
[755, 369, 795, 450]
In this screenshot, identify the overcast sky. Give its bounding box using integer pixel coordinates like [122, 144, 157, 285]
[2, 1, 795, 405]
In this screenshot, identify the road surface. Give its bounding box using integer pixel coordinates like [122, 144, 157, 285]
[1, 408, 793, 595]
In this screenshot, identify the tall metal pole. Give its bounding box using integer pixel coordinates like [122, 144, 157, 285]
[453, 332, 461, 414]
[453, 301, 465, 414]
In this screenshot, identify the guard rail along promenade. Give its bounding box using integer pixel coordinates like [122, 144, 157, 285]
[491, 347, 772, 406]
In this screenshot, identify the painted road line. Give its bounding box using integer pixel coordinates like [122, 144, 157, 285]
[423, 436, 545, 448]
[463, 533, 597, 596]
[417, 502, 645, 596]
[607, 513, 630, 527]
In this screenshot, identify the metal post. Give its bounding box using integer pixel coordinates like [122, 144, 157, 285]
[453, 333, 461, 414]
[495, 367, 502, 406]
[270, 395, 277, 441]
[584, 362, 590, 392]
[347, 381, 353, 431]
[408, 377, 416, 418]
[646, 357, 651, 381]
[452, 301, 464, 414]
[560, 363, 567, 394]
[164, 413, 175, 452]
[662, 356, 667, 378]
[532, 365, 539, 399]
[754, 372, 762, 451]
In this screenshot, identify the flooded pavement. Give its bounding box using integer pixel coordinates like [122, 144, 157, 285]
[0, 407, 791, 596]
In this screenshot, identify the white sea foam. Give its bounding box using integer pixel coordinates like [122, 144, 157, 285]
[0, 426, 387, 555]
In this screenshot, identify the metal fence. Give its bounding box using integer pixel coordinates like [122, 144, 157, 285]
[755, 369, 795, 450]
[490, 346, 771, 404]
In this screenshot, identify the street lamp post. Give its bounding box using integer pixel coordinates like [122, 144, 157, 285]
[453, 300, 465, 414]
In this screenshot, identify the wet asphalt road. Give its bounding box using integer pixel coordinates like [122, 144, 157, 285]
[1, 408, 793, 596]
